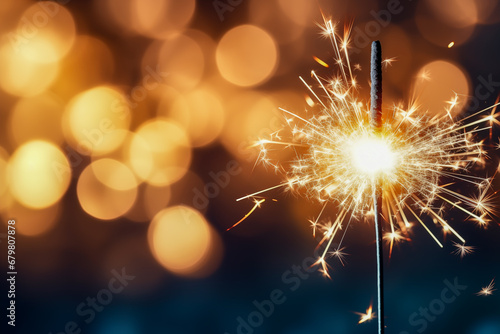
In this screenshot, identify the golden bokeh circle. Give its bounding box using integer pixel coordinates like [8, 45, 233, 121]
[0, 41, 59, 97]
[8, 140, 71, 209]
[414, 60, 470, 117]
[216, 25, 278, 87]
[128, 119, 191, 186]
[158, 87, 225, 147]
[157, 34, 205, 90]
[77, 159, 138, 220]
[16, 2, 76, 64]
[63, 86, 131, 156]
[148, 206, 223, 277]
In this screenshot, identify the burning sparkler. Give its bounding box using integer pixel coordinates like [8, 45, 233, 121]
[234, 17, 499, 333]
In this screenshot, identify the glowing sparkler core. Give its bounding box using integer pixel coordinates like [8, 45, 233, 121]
[350, 135, 396, 176]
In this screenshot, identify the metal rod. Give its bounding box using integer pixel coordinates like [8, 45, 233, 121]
[370, 40, 385, 334]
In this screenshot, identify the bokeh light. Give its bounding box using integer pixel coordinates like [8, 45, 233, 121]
[158, 87, 225, 147]
[0, 41, 59, 97]
[77, 159, 138, 220]
[143, 34, 205, 91]
[8, 140, 70, 209]
[63, 86, 131, 156]
[216, 25, 278, 87]
[16, 2, 76, 64]
[128, 119, 191, 186]
[148, 206, 223, 277]
[414, 60, 470, 117]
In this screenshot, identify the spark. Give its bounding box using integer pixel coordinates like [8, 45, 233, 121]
[384, 231, 410, 258]
[451, 242, 475, 258]
[484, 95, 500, 139]
[477, 279, 496, 296]
[419, 69, 431, 82]
[329, 246, 348, 266]
[227, 199, 265, 231]
[382, 57, 397, 68]
[448, 41, 455, 48]
[314, 56, 329, 68]
[305, 94, 315, 107]
[356, 304, 375, 324]
[237, 19, 498, 277]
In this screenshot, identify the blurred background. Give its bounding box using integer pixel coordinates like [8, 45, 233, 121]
[0, 0, 499, 333]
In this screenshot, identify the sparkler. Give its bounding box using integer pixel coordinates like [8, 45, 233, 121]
[235, 18, 499, 331]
